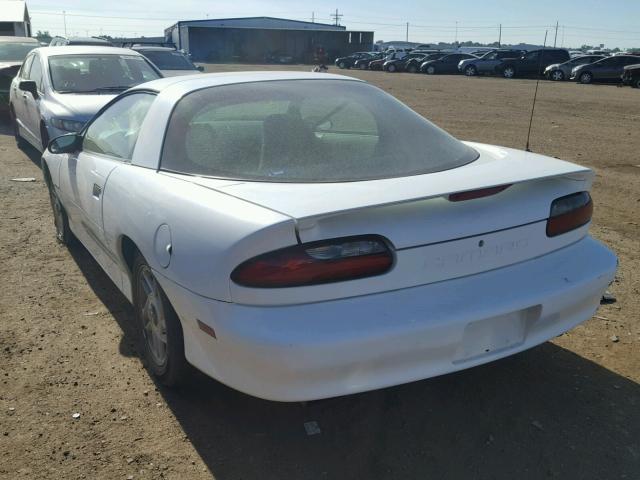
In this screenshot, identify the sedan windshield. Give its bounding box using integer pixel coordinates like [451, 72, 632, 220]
[161, 79, 478, 182]
[139, 50, 195, 70]
[48, 54, 160, 93]
[0, 42, 37, 62]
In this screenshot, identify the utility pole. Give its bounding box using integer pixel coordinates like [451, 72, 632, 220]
[498, 23, 502, 47]
[553, 20, 559, 47]
[561, 25, 565, 47]
[406, 22, 409, 42]
[330, 9, 342, 27]
[455, 21, 458, 46]
[311, 12, 315, 23]
[62, 10, 67, 36]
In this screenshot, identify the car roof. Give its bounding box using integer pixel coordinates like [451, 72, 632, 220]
[0, 36, 39, 43]
[34, 46, 143, 58]
[130, 71, 363, 95]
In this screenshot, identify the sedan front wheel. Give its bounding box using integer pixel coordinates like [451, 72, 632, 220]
[550, 70, 565, 81]
[426, 65, 436, 75]
[579, 72, 593, 84]
[502, 66, 516, 78]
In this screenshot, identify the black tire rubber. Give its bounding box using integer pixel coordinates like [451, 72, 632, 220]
[133, 254, 189, 387]
[406, 64, 417, 73]
[359, 63, 367, 70]
[40, 123, 50, 152]
[387, 64, 396, 72]
[46, 178, 75, 245]
[634, 79, 640, 89]
[10, 107, 27, 148]
[338, 61, 346, 69]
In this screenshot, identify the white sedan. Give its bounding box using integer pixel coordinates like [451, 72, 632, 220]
[42, 72, 617, 401]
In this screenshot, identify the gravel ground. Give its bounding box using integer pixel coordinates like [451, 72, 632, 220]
[1, 65, 639, 480]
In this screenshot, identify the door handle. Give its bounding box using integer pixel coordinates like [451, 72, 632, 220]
[92, 184, 102, 198]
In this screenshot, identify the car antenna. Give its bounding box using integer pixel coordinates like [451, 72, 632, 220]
[525, 30, 549, 152]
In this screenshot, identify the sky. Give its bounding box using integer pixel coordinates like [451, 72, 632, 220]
[26, 0, 640, 49]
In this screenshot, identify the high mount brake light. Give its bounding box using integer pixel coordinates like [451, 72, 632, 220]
[448, 184, 512, 202]
[546, 191, 593, 237]
[231, 236, 394, 288]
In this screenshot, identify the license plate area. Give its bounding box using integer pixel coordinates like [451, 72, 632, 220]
[453, 305, 541, 363]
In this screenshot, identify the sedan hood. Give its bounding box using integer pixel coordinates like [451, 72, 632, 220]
[177, 142, 590, 223]
[160, 69, 202, 77]
[48, 91, 117, 119]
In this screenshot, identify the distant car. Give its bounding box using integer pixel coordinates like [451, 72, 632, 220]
[544, 55, 605, 81]
[369, 51, 406, 71]
[403, 52, 446, 73]
[420, 53, 476, 75]
[49, 36, 113, 47]
[335, 52, 374, 69]
[353, 53, 383, 70]
[0, 36, 39, 111]
[569, 50, 585, 58]
[571, 55, 640, 84]
[10, 46, 161, 151]
[131, 46, 203, 77]
[41, 72, 616, 401]
[458, 49, 523, 76]
[496, 49, 570, 78]
[383, 53, 427, 73]
[621, 63, 640, 88]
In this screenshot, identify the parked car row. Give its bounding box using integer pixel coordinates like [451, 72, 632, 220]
[348, 47, 640, 86]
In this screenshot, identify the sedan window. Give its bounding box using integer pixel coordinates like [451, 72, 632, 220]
[0, 42, 37, 62]
[140, 50, 195, 70]
[161, 80, 478, 182]
[83, 93, 155, 160]
[48, 54, 160, 93]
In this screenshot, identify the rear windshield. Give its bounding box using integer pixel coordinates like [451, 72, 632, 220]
[0, 42, 37, 62]
[161, 79, 478, 182]
[140, 50, 195, 70]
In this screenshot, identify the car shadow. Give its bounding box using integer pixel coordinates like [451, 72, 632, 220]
[0, 115, 43, 168]
[66, 240, 640, 480]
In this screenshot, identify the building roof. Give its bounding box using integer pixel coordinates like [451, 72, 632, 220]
[168, 16, 347, 32]
[0, 0, 29, 22]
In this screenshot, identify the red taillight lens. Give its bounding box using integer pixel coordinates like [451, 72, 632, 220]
[546, 191, 593, 237]
[231, 236, 394, 288]
[448, 184, 512, 202]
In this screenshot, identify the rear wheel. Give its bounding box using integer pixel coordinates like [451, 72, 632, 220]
[406, 64, 418, 73]
[579, 72, 593, 84]
[425, 65, 436, 75]
[502, 66, 516, 78]
[634, 78, 640, 89]
[464, 65, 477, 76]
[387, 64, 396, 73]
[550, 70, 564, 81]
[134, 254, 189, 386]
[338, 61, 346, 69]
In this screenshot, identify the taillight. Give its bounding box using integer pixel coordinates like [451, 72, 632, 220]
[231, 236, 394, 288]
[448, 184, 512, 202]
[546, 191, 593, 237]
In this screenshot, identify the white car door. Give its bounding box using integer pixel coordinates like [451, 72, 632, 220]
[11, 53, 34, 140]
[22, 53, 46, 149]
[59, 92, 156, 278]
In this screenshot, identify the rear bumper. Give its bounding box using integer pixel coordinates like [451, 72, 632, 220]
[158, 236, 616, 401]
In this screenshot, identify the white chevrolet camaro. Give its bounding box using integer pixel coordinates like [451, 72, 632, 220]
[41, 72, 617, 401]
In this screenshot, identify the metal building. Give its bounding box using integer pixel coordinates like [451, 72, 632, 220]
[164, 17, 374, 63]
[0, 0, 31, 37]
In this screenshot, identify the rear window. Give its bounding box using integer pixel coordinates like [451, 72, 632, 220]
[161, 79, 478, 183]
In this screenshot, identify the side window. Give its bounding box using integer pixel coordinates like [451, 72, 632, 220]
[20, 54, 34, 78]
[525, 51, 540, 61]
[28, 56, 43, 91]
[83, 93, 155, 161]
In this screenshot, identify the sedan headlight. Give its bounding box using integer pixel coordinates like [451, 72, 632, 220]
[50, 118, 85, 132]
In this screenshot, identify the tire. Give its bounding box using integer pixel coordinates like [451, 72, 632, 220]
[550, 70, 565, 81]
[40, 123, 50, 152]
[425, 65, 436, 75]
[387, 64, 396, 73]
[338, 61, 346, 69]
[133, 254, 189, 387]
[406, 64, 418, 73]
[46, 178, 75, 245]
[10, 107, 26, 149]
[579, 72, 593, 84]
[464, 65, 477, 76]
[635, 79, 640, 89]
[502, 66, 516, 79]
[359, 63, 367, 70]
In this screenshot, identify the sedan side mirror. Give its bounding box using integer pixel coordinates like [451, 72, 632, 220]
[48, 133, 81, 154]
[19, 80, 39, 99]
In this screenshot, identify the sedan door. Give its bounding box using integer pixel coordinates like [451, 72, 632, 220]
[59, 92, 156, 276]
[11, 53, 34, 140]
[477, 52, 500, 73]
[21, 53, 46, 149]
[592, 57, 621, 81]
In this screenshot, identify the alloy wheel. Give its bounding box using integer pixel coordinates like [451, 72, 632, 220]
[138, 266, 168, 367]
[551, 70, 564, 81]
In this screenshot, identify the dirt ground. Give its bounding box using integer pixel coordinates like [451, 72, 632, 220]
[1, 64, 639, 480]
